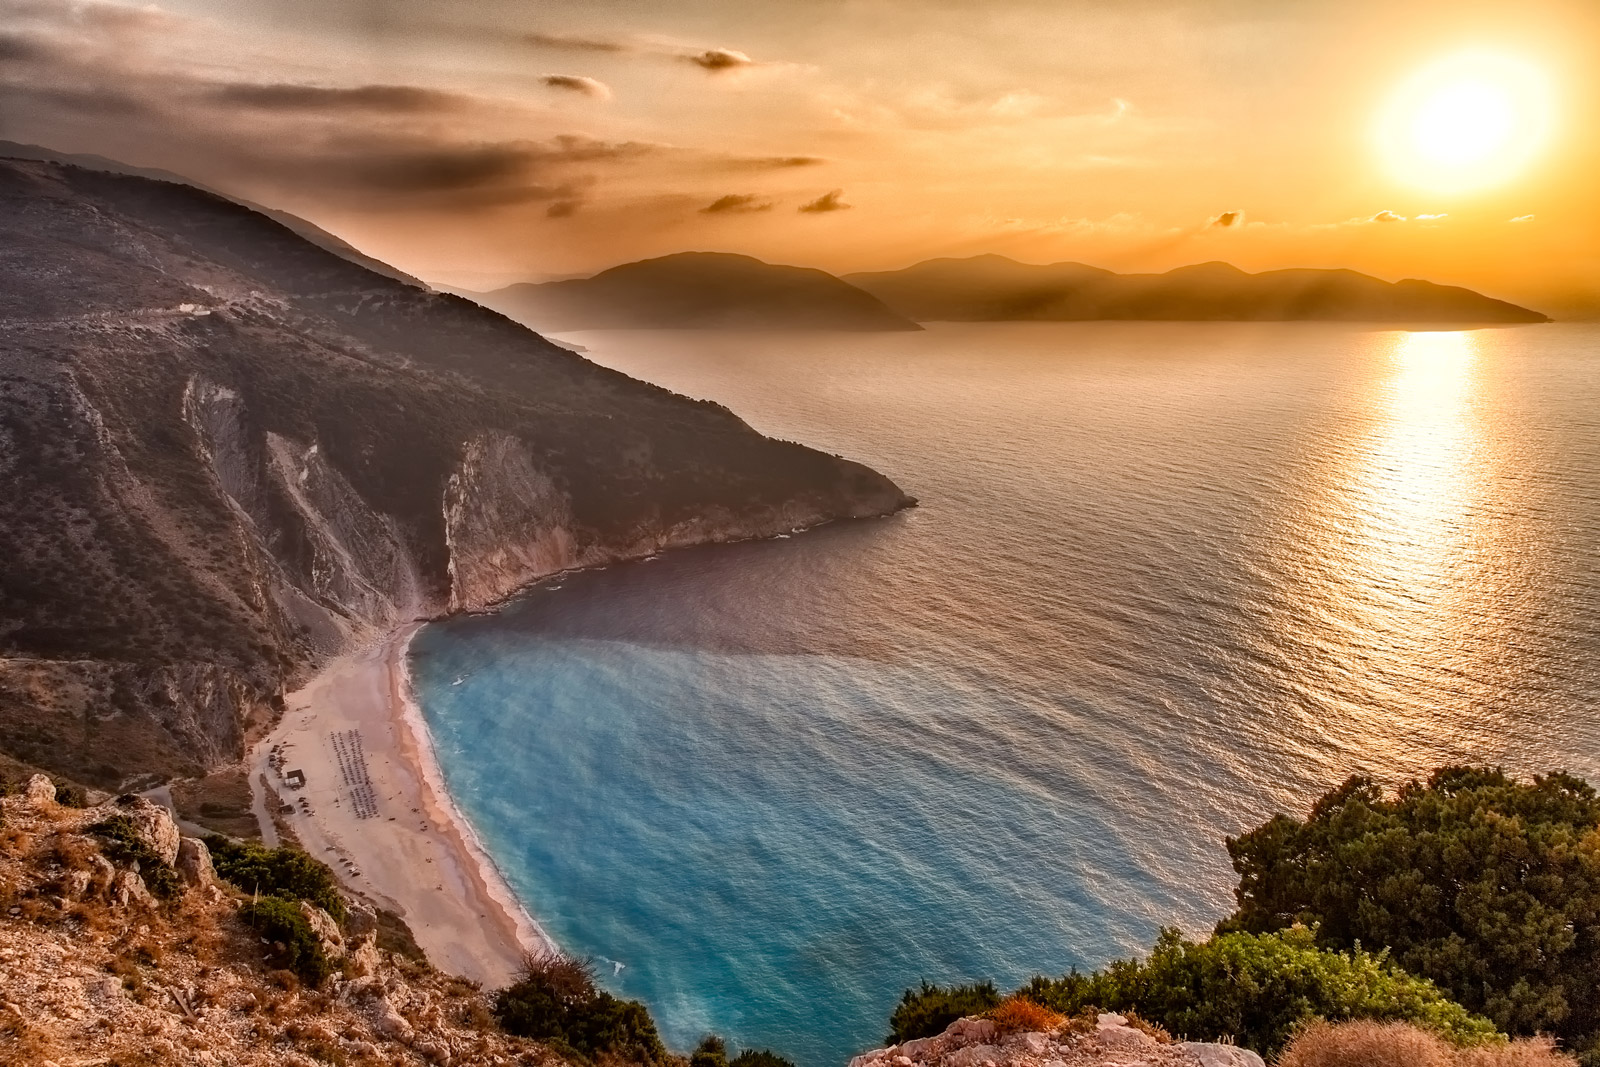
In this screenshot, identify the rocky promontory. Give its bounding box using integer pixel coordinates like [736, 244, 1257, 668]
[0, 159, 913, 791]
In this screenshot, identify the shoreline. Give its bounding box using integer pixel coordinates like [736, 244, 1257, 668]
[252, 620, 553, 987]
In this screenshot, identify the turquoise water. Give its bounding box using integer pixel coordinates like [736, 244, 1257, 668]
[412, 323, 1600, 1067]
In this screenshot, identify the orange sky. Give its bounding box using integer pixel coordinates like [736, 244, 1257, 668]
[2, 0, 1596, 312]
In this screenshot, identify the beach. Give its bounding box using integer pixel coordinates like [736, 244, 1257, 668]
[250, 623, 553, 988]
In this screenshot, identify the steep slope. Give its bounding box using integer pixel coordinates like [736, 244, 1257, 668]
[0, 140, 427, 289]
[471, 252, 923, 331]
[846, 256, 1550, 323]
[0, 160, 912, 788]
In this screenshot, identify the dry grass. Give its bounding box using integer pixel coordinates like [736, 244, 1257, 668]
[1455, 1037, 1578, 1067]
[987, 995, 1066, 1036]
[1121, 1010, 1173, 1044]
[1278, 1022, 1578, 1067]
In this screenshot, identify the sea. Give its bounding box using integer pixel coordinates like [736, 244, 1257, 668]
[409, 322, 1600, 1067]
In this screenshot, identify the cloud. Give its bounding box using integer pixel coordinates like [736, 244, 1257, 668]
[0, 32, 52, 62]
[546, 200, 580, 218]
[1370, 209, 1406, 223]
[540, 74, 611, 99]
[700, 194, 771, 214]
[798, 189, 850, 213]
[1415, 213, 1447, 221]
[687, 48, 753, 72]
[207, 83, 470, 113]
[524, 31, 630, 54]
[1510, 214, 1535, 222]
[1209, 210, 1242, 228]
[721, 155, 825, 169]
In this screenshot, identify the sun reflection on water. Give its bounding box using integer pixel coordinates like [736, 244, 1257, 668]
[1360, 329, 1483, 602]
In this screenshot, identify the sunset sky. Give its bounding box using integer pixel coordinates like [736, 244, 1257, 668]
[2, 0, 1596, 311]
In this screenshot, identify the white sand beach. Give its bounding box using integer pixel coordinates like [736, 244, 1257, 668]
[251, 623, 554, 988]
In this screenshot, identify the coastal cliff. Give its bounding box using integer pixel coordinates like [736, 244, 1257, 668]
[0, 158, 912, 789]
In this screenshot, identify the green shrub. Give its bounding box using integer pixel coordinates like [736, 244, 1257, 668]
[54, 782, 88, 808]
[887, 981, 1001, 1043]
[493, 951, 667, 1065]
[729, 1050, 798, 1067]
[239, 896, 332, 987]
[1020, 927, 1499, 1058]
[1222, 767, 1600, 1064]
[89, 815, 181, 898]
[204, 835, 346, 922]
[692, 1035, 728, 1067]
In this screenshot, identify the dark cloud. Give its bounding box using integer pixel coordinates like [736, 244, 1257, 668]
[1370, 209, 1405, 223]
[0, 32, 52, 63]
[208, 83, 469, 113]
[701, 194, 772, 214]
[723, 155, 825, 170]
[1209, 210, 1242, 228]
[688, 48, 753, 72]
[546, 200, 581, 218]
[525, 31, 631, 54]
[798, 189, 850, 213]
[540, 74, 611, 99]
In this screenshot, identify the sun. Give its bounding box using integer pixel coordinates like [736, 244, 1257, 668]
[1376, 50, 1555, 195]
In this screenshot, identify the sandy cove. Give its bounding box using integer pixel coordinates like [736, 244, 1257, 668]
[250, 622, 554, 988]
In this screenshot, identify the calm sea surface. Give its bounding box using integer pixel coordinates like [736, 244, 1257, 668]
[411, 323, 1600, 1067]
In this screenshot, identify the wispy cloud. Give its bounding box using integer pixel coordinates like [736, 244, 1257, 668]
[524, 31, 630, 54]
[798, 189, 850, 213]
[1415, 213, 1447, 221]
[540, 74, 611, 100]
[208, 83, 470, 113]
[1510, 214, 1535, 223]
[1370, 210, 1405, 223]
[1209, 210, 1242, 228]
[701, 193, 772, 214]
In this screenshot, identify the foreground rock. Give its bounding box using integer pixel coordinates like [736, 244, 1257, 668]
[0, 791, 548, 1066]
[850, 1013, 1264, 1067]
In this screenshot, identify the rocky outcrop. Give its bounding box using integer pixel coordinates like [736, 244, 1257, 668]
[0, 784, 550, 1066]
[850, 1014, 1265, 1067]
[89, 794, 181, 866]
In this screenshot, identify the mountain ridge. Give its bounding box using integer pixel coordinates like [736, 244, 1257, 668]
[467, 251, 924, 332]
[845, 254, 1549, 323]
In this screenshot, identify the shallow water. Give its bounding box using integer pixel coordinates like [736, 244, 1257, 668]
[412, 322, 1600, 1067]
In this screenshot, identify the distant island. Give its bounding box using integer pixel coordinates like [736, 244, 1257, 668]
[466, 251, 923, 332]
[845, 254, 1549, 324]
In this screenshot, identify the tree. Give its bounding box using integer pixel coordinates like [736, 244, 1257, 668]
[1221, 767, 1600, 1065]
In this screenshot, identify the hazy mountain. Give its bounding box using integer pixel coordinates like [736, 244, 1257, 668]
[469, 252, 923, 332]
[0, 141, 427, 290]
[0, 159, 911, 788]
[846, 255, 1550, 323]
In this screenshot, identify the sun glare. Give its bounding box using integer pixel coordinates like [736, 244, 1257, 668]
[1376, 51, 1554, 194]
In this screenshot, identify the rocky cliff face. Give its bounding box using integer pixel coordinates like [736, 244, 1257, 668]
[0, 159, 913, 788]
[0, 782, 551, 1066]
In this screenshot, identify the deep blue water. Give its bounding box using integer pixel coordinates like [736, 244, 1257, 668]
[411, 323, 1600, 1067]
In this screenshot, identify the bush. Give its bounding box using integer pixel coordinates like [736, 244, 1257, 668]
[238, 896, 332, 987]
[1017, 927, 1499, 1059]
[493, 951, 667, 1065]
[1280, 1021, 1577, 1067]
[987, 995, 1065, 1036]
[53, 782, 88, 808]
[693, 1035, 729, 1067]
[204, 835, 345, 922]
[887, 981, 1002, 1043]
[89, 815, 181, 899]
[729, 1050, 798, 1067]
[1222, 767, 1600, 1064]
